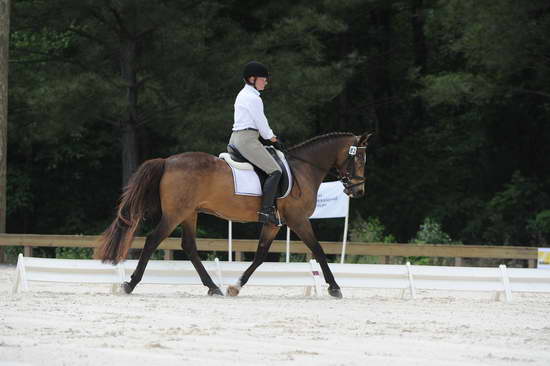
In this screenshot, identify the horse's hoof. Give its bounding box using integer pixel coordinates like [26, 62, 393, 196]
[227, 285, 240, 297]
[121, 281, 133, 294]
[328, 288, 342, 298]
[208, 287, 224, 297]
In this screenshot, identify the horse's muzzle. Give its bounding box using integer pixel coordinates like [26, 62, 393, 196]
[344, 186, 365, 198]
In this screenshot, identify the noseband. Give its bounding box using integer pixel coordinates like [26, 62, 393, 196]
[338, 145, 367, 193]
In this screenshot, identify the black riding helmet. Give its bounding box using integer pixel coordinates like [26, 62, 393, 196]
[243, 61, 269, 83]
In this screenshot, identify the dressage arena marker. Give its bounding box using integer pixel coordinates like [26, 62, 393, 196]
[11, 254, 550, 301]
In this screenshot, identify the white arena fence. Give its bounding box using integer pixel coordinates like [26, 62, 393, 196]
[11, 254, 550, 302]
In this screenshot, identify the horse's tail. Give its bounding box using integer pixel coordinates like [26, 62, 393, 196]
[95, 158, 166, 264]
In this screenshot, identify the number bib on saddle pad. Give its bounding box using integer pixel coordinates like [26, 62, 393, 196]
[218, 146, 293, 198]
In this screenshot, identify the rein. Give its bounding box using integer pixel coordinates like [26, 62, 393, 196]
[283, 143, 367, 191]
[285, 152, 337, 176]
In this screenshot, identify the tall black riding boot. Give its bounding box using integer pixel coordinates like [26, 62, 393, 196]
[258, 171, 283, 226]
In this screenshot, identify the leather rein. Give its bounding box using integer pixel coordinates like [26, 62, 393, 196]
[282, 141, 367, 192]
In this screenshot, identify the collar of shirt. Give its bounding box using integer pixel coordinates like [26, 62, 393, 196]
[244, 84, 260, 96]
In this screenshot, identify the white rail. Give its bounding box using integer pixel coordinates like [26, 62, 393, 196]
[11, 254, 550, 302]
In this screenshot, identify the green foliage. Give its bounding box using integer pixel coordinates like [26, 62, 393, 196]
[55, 247, 93, 259]
[151, 250, 165, 260]
[528, 210, 550, 245]
[345, 255, 380, 265]
[484, 172, 549, 245]
[419, 72, 493, 107]
[2, 247, 24, 264]
[350, 216, 395, 243]
[347, 216, 395, 264]
[4, 0, 550, 252]
[6, 168, 33, 216]
[408, 217, 458, 265]
[284, 253, 308, 263]
[411, 217, 454, 245]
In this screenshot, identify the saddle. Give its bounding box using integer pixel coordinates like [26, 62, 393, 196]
[219, 144, 292, 199]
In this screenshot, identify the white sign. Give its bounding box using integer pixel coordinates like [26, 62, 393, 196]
[538, 248, 550, 270]
[310, 181, 350, 219]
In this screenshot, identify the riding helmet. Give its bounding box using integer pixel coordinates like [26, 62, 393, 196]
[243, 61, 269, 81]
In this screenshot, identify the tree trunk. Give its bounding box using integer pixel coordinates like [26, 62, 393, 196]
[112, 1, 141, 187]
[411, 0, 427, 73]
[121, 121, 138, 187]
[0, 0, 10, 262]
[120, 36, 139, 186]
[337, 32, 351, 131]
[410, 0, 427, 124]
[375, 5, 394, 144]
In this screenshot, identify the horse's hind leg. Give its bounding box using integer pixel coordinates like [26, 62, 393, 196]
[122, 217, 176, 294]
[227, 224, 280, 296]
[288, 218, 342, 298]
[180, 214, 223, 296]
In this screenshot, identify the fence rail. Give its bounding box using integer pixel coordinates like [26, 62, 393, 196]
[0, 233, 539, 267]
[13, 255, 550, 301]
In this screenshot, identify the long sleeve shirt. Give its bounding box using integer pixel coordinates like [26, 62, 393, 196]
[232, 84, 275, 140]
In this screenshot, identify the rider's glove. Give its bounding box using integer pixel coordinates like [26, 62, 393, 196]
[273, 141, 287, 153]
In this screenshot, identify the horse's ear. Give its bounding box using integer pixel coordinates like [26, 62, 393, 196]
[359, 132, 374, 145]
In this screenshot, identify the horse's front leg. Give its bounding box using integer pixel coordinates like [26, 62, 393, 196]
[227, 224, 280, 296]
[288, 218, 342, 298]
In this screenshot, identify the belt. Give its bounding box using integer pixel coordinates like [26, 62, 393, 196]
[234, 128, 258, 132]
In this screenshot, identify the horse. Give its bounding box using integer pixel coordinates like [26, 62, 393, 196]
[95, 131, 372, 298]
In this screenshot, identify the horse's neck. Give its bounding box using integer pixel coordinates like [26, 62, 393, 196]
[289, 140, 342, 184]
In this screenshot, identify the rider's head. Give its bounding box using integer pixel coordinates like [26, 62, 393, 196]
[243, 61, 269, 91]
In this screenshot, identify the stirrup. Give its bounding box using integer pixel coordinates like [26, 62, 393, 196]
[258, 207, 284, 226]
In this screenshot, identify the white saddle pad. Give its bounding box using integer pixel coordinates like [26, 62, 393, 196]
[230, 167, 263, 196]
[219, 151, 292, 198]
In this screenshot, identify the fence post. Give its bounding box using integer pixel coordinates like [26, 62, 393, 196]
[23, 246, 32, 257]
[405, 261, 416, 299]
[13, 253, 28, 293]
[499, 264, 512, 302]
[235, 251, 242, 261]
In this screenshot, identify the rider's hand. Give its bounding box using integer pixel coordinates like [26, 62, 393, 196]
[273, 140, 287, 152]
[270, 136, 278, 143]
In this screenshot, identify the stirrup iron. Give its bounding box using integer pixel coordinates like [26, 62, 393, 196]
[258, 207, 284, 226]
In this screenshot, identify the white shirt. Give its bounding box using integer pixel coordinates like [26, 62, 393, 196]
[233, 84, 275, 140]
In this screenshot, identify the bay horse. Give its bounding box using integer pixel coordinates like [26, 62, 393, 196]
[96, 132, 372, 298]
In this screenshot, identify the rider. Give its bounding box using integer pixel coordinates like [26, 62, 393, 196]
[229, 61, 282, 225]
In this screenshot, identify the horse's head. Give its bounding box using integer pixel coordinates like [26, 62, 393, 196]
[335, 132, 373, 198]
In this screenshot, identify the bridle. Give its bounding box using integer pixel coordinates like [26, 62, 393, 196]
[338, 144, 367, 194]
[282, 138, 367, 194]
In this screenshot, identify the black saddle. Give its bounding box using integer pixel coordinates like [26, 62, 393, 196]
[227, 144, 290, 199]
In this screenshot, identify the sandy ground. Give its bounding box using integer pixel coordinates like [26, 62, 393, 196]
[1, 264, 550, 366]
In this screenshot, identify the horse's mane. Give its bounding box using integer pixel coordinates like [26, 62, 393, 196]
[288, 132, 355, 153]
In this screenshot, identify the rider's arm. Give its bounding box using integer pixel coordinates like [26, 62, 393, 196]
[248, 97, 275, 141]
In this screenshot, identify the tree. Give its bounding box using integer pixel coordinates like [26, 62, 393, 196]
[12, 0, 239, 185]
[414, 0, 550, 243]
[8, 0, 347, 237]
[0, 0, 10, 262]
